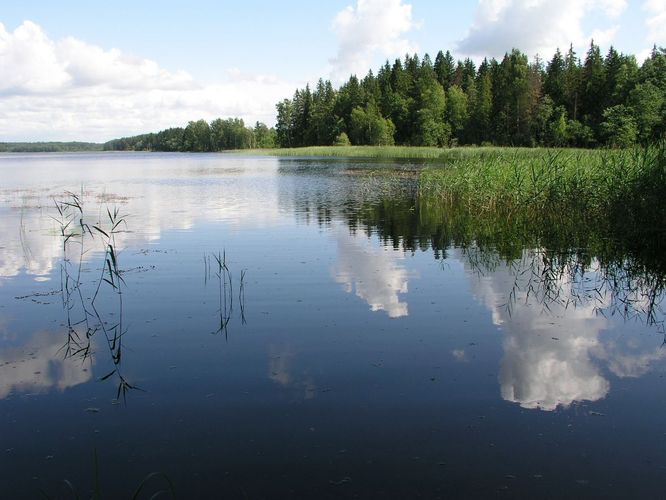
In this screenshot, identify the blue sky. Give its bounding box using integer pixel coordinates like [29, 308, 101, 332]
[0, 0, 663, 141]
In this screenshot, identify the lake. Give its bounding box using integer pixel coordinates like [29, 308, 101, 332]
[1, 152, 665, 498]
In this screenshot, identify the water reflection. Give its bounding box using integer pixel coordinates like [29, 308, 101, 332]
[464, 251, 612, 410]
[297, 170, 666, 410]
[1, 154, 665, 413]
[0, 203, 62, 279]
[0, 154, 284, 280]
[333, 224, 409, 318]
[0, 329, 93, 399]
[466, 250, 666, 410]
[268, 344, 317, 400]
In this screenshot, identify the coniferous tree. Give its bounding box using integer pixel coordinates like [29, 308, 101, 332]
[544, 49, 565, 108]
[563, 44, 581, 121]
[434, 50, 455, 89]
[580, 40, 606, 131]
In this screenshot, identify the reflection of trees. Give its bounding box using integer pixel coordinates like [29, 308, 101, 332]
[277, 156, 666, 331]
[281, 162, 665, 327]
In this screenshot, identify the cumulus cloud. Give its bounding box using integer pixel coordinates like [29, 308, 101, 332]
[457, 0, 628, 59]
[330, 0, 417, 80]
[0, 21, 297, 142]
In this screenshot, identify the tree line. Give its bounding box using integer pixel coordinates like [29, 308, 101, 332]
[0, 142, 103, 152]
[276, 43, 666, 148]
[102, 42, 664, 152]
[103, 118, 276, 152]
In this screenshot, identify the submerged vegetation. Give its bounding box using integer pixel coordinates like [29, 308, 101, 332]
[40, 449, 175, 500]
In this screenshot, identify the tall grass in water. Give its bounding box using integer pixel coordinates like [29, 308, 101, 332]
[205, 251, 247, 337]
[40, 449, 175, 499]
[420, 143, 666, 225]
[246, 145, 458, 159]
[52, 194, 140, 402]
[244, 144, 599, 160]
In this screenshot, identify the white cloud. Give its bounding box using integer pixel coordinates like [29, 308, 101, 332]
[0, 21, 298, 142]
[643, 0, 666, 46]
[457, 0, 628, 59]
[330, 0, 417, 80]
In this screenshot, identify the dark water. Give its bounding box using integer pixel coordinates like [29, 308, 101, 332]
[0, 153, 665, 499]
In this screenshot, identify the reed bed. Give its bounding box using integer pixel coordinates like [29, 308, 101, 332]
[245, 145, 454, 159]
[243, 145, 599, 161]
[419, 143, 666, 226]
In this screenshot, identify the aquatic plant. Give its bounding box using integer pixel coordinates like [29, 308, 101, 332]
[39, 449, 175, 499]
[204, 251, 247, 338]
[419, 142, 666, 224]
[52, 193, 140, 402]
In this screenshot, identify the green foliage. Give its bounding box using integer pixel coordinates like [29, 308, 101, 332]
[183, 119, 212, 152]
[566, 119, 596, 147]
[334, 132, 351, 146]
[104, 118, 275, 152]
[254, 121, 277, 148]
[419, 143, 666, 230]
[601, 105, 638, 147]
[548, 108, 568, 146]
[210, 118, 254, 150]
[446, 85, 468, 141]
[414, 77, 449, 146]
[349, 103, 395, 146]
[628, 82, 664, 143]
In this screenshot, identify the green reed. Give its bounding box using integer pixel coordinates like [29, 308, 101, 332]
[52, 193, 140, 402]
[419, 143, 666, 224]
[205, 251, 247, 337]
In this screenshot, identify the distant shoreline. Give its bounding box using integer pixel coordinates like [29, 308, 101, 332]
[0, 143, 615, 159]
[0, 142, 103, 153]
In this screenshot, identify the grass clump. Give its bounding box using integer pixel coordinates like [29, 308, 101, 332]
[420, 143, 666, 228]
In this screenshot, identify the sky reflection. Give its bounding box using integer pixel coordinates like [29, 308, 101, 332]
[464, 249, 666, 411]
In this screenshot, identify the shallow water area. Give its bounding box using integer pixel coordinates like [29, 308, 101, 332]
[0, 152, 665, 498]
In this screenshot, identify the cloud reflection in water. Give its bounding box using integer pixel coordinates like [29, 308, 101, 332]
[464, 249, 665, 411]
[0, 329, 93, 399]
[333, 225, 409, 318]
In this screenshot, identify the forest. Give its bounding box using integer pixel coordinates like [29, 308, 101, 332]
[102, 42, 665, 152]
[103, 119, 276, 152]
[276, 43, 665, 149]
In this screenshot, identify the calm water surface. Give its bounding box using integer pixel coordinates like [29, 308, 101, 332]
[0, 152, 665, 498]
